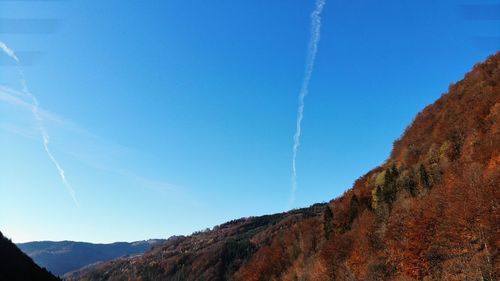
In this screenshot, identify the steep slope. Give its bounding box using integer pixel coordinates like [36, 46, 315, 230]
[230, 52, 500, 281]
[0, 231, 60, 281]
[70, 52, 499, 281]
[17, 239, 166, 277]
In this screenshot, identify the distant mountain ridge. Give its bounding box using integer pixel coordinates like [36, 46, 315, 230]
[0, 231, 60, 281]
[17, 239, 166, 276]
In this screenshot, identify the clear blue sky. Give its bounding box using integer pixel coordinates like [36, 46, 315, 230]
[0, 0, 498, 243]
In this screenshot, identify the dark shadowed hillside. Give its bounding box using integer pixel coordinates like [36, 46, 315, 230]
[17, 239, 166, 277]
[0, 231, 60, 281]
[69, 52, 499, 281]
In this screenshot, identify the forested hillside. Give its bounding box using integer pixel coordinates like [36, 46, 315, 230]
[0, 231, 60, 281]
[70, 52, 499, 281]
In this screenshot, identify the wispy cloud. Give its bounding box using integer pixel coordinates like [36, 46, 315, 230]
[0, 121, 36, 139]
[0, 41, 20, 60]
[0, 86, 66, 125]
[0, 86, 187, 204]
[291, 0, 326, 205]
[1, 41, 79, 207]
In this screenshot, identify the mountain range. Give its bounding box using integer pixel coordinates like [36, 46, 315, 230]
[1, 51, 498, 281]
[65, 53, 499, 280]
[17, 239, 166, 277]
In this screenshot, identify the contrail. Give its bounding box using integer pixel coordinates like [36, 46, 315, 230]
[291, 0, 326, 205]
[0, 41, 79, 207]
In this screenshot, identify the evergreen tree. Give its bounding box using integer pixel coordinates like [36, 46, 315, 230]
[348, 195, 360, 226]
[402, 172, 417, 196]
[382, 166, 398, 204]
[323, 206, 334, 240]
[419, 164, 432, 189]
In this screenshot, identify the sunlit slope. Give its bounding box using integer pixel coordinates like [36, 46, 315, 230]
[71, 52, 499, 281]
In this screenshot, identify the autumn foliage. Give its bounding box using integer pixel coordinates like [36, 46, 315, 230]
[70, 52, 499, 281]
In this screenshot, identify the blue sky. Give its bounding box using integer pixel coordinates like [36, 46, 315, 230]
[0, 0, 498, 243]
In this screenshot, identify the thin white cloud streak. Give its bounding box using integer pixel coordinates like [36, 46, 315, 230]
[1, 85, 183, 202]
[0, 86, 67, 125]
[0, 41, 79, 207]
[291, 0, 326, 205]
[1, 82, 191, 212]
[0, 42, 19, 62]
[1, 86, 139, 174]
[0, 122, 36, 139]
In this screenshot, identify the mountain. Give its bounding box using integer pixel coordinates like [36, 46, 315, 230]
[68, 52, 499, 281]
[0, 231, 60, 281]
[17, 239, 166, 277]
[64, 205, 327, 281]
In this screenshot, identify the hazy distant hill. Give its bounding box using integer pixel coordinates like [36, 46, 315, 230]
[0, 231, 60, 281]
[68, 52, 499, 281]
[17, 239, 166, 277]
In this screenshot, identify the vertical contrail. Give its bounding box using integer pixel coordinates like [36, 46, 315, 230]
[291, 0, 326, 205]
[0, 41, 79, 207]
